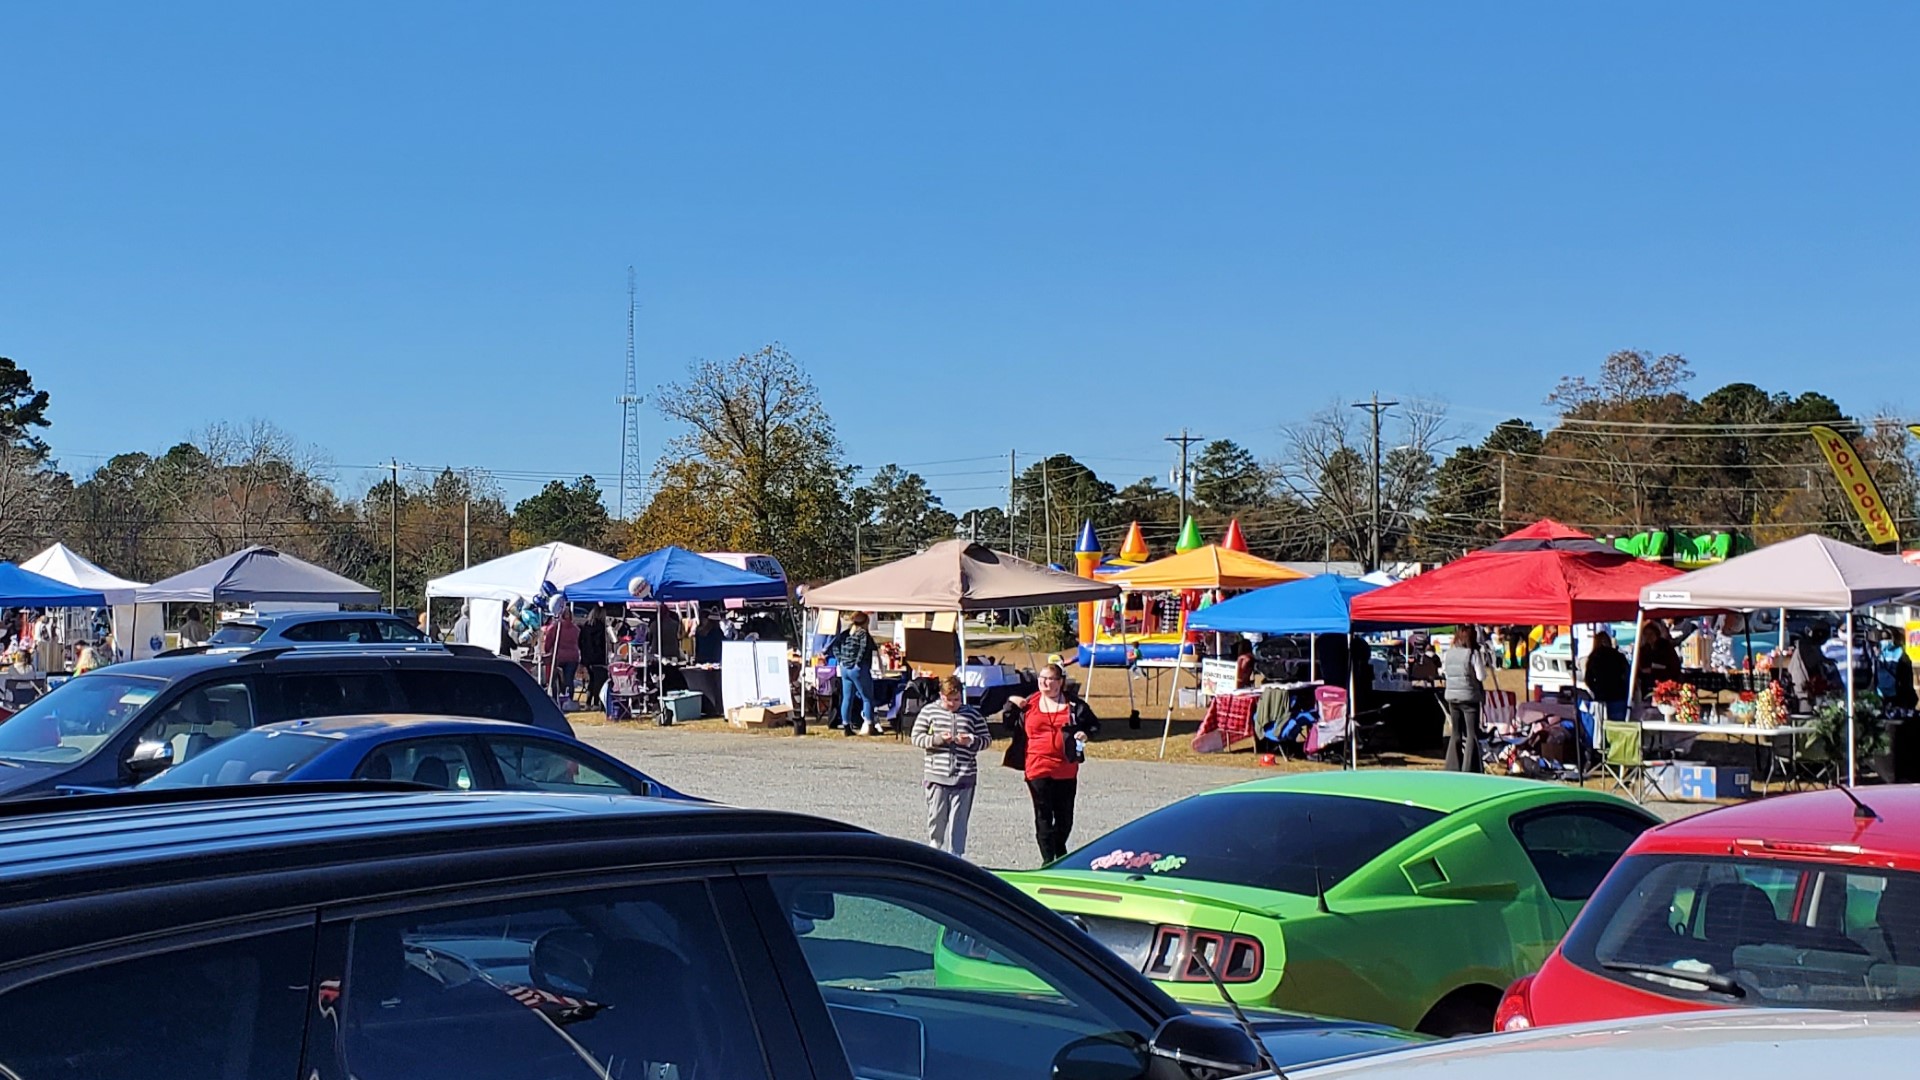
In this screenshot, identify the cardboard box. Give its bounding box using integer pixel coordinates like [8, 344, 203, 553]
[728, 704, 792, 728]
[1646, 761, 1753, 801]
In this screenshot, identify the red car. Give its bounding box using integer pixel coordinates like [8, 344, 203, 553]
[1498, 785, 1920, 1030]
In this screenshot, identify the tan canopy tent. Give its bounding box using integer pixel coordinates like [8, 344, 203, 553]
[802, 540, 1118, 613]
[1106, 545, 1307, 591]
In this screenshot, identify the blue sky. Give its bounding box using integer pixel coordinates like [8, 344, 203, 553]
[6, 2, 1917, 514]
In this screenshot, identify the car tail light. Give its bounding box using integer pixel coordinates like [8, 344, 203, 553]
[1495, 975, 1534, 1032]
[1142, 926, 1264, 984]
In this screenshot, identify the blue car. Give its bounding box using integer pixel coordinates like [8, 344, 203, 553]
[139, 715, 692, 800]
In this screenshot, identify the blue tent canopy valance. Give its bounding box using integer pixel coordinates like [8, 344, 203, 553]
[0, 563, 107, 607]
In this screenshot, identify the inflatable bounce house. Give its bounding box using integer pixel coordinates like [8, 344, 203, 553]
[1610, 528, 1754, 569]
[1072, 516, 1281, 666]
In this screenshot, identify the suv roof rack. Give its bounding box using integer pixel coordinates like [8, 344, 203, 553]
[0, 780, 436, 820]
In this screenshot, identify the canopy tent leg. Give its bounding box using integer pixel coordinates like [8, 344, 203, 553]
[1348, 662, 1358, 771]
[1624, 606, 1645, 716]
[1846, 610, 1857, 787]
[1570, 630, 1586, 784]
[1157, 652, 1186, 759]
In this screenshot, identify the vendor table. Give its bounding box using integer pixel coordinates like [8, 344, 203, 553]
[1136, 658, 1202, 759]
[1638, 720, 1815, 791]
[662, 664, 724, 718]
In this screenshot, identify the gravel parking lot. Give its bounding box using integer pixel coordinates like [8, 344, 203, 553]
[576, 718, 1704, 870]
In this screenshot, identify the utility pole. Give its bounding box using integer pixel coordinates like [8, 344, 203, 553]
[1007, 450, 1016, 552]
[1042, 459, 1053, 567]
[854, 517, 863, 573]
[388, 459, 399, 612]
[1164, 429, 1203, 525]
[1351, 394, 1398, 571]
[462, 486, 471, 569]
[1497, 457, 1507, 531]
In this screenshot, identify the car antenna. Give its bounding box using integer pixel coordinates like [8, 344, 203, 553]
[1307, 811, 1332, 914]
[1189, 945, 1285, 1080]
[1838, 785, 1880, 821]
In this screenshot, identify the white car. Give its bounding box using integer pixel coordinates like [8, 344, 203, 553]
[1294, 1010, 1917, 1080]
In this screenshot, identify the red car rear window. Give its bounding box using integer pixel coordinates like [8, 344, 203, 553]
[1561, 853, 1920, 1009]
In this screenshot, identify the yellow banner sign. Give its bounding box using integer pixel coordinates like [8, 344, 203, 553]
[1809, 425, 1901, 545]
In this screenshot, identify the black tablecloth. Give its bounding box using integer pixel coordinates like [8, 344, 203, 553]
[975, 681, 1036, 719]
[663, 665, 724, 717]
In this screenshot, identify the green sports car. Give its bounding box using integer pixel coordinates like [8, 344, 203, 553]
[940, 771, 1658, 1036]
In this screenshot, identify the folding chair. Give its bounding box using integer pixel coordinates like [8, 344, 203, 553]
[1788, 731, 1835, 791]
[1476, 688, 1519, 773]
[1600, 721, 1647, 803]
[1305, 686, 1353, 765]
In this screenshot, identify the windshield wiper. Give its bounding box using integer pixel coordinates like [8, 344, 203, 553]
[0, 757, 25, 768]
[1601, 961, 1746, 998]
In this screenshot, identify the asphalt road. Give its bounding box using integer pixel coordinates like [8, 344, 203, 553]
[574, 719, 1704, 871]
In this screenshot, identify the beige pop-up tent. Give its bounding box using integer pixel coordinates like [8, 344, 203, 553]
[1634, 533, 1920, 785]
[803, 541, 1118, 613]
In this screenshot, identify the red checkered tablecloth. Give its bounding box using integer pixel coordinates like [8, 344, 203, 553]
[1194, 690, 1260, 750]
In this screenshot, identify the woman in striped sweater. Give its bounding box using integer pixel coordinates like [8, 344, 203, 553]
[911, 675, 993, 856]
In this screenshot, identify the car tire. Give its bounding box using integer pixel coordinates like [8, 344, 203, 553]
[1416, 987, 1500, 1038]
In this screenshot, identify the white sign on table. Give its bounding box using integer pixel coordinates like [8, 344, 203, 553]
[1200, 658, 1238, 700]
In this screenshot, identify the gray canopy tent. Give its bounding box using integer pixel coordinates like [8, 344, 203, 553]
[137, 546, 381, 606]
[1632, 533, 1920, 786]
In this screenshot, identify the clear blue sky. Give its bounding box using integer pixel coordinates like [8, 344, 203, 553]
[7, 2, 1917, 514]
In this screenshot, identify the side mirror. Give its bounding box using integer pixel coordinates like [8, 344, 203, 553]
[127, 740, 174, 779]
[1051, 1033, 1149, 1080]
[1147, 1014, 1264, 1079]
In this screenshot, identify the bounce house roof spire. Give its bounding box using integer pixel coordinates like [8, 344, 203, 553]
[1074, 520, 1100, 554]
[1175, 516, 1204, 553]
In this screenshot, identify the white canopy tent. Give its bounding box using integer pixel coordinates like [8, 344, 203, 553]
[424, 543, 621, 652]
[20, 543, 163, 660]
[1633, 534, 1920, 786]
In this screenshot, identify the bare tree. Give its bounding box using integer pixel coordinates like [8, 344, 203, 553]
[1270, 399, 1452, 565]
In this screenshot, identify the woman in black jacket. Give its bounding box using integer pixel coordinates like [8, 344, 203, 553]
[580, 606, 611, 709]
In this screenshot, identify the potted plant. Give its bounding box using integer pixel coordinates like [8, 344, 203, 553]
[1811, 691, 1893, 781]
[1652, 680, 1683, 719]
[1729, 689, 1757, 724]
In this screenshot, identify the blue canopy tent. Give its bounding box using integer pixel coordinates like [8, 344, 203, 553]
[563, 546, 785, 604]
[0, 563, 107, 607]
[1187, 574, 1384, 768]
[1187, 573, 1383, 636]
[565, 547, 786, 722]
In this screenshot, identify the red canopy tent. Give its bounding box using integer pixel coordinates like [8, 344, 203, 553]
[1349, 520, 1684, 628]
[1349, 520, 1685, 774]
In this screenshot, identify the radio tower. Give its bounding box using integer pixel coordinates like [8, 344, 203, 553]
[617, 267, 646, 520]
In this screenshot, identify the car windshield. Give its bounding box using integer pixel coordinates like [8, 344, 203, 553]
[0, 673, 167, 763]
[206, 623, 266, 644]
[141, 727, 337, 788]
[1053, 791, 1444, 895]
[1562, 853, 1920, 1009]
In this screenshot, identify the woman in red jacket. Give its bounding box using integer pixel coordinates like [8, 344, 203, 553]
[1006, 663, 1101, 864]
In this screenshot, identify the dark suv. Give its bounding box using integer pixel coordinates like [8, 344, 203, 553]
[0, 787, 1289, 1080]
[0, 646, 568, 798]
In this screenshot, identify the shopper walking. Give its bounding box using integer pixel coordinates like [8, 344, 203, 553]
[540, 607, 582, 708]
[1007, 663, 1100, 864]
[1442, 626, 1490, 772]
[580, 606, 610, 710]
[911, 675, 992, 855]
[830, 613, 879, 735]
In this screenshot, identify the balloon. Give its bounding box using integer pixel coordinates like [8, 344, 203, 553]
[627, 575, 653, 600]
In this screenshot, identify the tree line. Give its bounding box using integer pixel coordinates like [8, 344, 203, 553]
[6, 348, 1917, 609]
